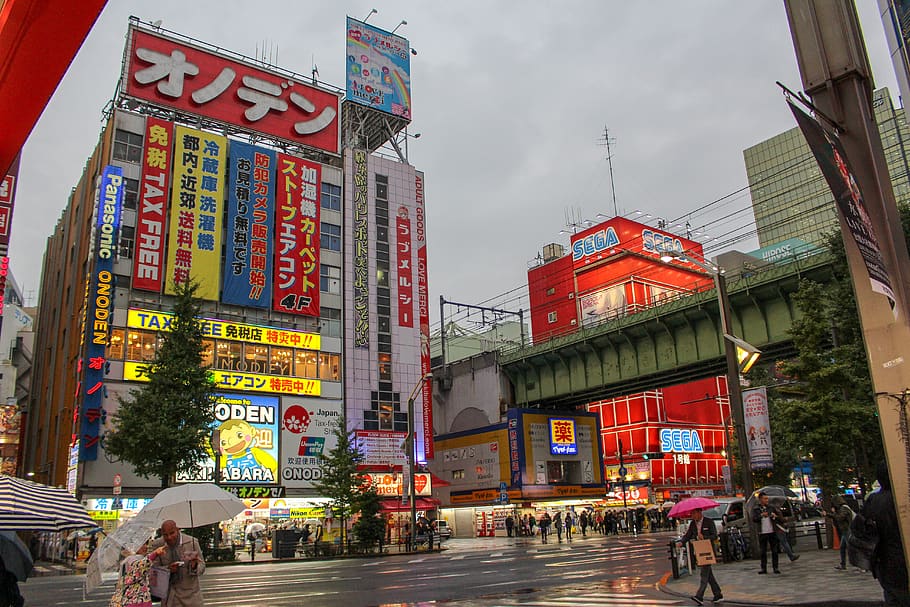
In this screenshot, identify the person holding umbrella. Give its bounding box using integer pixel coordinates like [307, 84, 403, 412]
[671, 498, 723, 605]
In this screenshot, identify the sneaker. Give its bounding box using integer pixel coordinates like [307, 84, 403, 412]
[790, 555, 800, 562]
[691, 597, 704, 606]
[712, 597, 724, 603]
[758, 570, 767, 574]
[773, 570, 781, 574]
[834, 565, 847, 570]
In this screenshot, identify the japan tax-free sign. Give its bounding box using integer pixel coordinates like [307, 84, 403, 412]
[125, 27, 340, 154]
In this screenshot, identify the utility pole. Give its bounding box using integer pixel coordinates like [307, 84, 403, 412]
[786, 0, 910, 581]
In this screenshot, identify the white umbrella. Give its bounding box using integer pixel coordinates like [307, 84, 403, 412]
[142, 483, 245, 529]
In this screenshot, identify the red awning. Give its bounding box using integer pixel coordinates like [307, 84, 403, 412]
[380, 498, 441, 512]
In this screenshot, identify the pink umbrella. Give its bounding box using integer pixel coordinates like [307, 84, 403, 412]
[667, 497, 720, 519]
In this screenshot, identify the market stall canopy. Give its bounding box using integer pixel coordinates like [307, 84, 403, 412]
[0, 0, 107, 174]
[0, 475, 94, 531]
[380, 498, 441, 513]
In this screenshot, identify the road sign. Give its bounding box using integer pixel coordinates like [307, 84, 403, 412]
[499, 481, 507, 491]
[113, 473, 122, 495]
[618, 466, 627, 477]
[499, 492, 509, 504]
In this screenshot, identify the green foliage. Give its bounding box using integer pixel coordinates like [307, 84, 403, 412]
[105, 280, 217, 487]
[314, 416, 367, 548]
[352, 488, 386, 552]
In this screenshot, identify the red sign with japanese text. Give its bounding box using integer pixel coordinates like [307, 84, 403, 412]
[273, 154, 320, 317]
[133, 117, 173, 292]
[415, 173, 433, 459]
[125, 28, 340, 154]
[396, 209, 413, 327]
[0, 153, 20, 251]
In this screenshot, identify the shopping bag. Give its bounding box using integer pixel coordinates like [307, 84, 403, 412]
[691, 539, 717, 566]
[149, 566, 170, 602]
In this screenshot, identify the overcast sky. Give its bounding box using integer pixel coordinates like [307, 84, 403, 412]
[10, 2, 899, 328]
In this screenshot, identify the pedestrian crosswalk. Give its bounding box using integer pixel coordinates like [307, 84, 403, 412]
[408, 591, 684, 607]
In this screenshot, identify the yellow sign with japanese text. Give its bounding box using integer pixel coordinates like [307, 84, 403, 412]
[88, 510, 120, 520]
[127, 308, 321, 350]
[124, 362, 321, 397]
[164, 125, 227, 300]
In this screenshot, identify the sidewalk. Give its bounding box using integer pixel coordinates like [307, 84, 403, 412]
[659, 547, 882, 606]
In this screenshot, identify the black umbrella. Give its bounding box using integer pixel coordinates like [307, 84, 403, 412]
[0, 531, 34, 582]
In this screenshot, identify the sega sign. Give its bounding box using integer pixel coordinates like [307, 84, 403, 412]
[572, 227, 620, 261]
[642, 229, 684, 257]
[659, 428, 704, 453]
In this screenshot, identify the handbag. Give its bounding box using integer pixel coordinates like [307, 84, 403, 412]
[847, 512, 879, 571]
[690, 538, 717, 566]
[149, 566, 170, 602]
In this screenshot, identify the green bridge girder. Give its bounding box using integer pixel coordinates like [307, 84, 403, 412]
[500, 253, 836, 408]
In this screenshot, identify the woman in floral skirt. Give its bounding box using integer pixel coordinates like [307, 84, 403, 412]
[110, 543, 166, 607]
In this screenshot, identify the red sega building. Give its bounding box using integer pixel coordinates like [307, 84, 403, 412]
[527, 217, 733, 498]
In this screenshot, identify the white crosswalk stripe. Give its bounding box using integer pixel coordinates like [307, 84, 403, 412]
[488, 593, 684, 607]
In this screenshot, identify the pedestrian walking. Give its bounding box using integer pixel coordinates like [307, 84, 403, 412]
[149, 520, 206, 607]
[862, 460, 909, 607]
[678, 508, 723, 605]
[554, 512, 563, 542]
[579, 511, 588, 537]
[831, 497, 854, 570]
[774, 519, 799, 562]
[505, 515, 515, 538]
[539, 512, 551, 544]
[564, 511, 573, 541]
[753, 491, 782, 574]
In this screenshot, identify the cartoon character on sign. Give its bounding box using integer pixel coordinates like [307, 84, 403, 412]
[216, 419, 277, 482]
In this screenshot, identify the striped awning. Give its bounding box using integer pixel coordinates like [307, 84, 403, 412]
[0, 475, 94, 532]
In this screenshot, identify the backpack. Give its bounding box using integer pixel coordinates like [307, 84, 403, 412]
[847, 510, 879, 571]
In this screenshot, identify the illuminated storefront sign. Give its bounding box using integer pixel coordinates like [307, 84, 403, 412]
[396, 207, 413, 327]
[164, 125, 226, 300]
[223, 141, 275, 307]
[125, 362, 321, 397]
[603, 486, 649, 507]
[549, 418, 578, 455]
[127, 309, 320, 350]
[415, 173, 432, 459]
[659, 428, 704, 453]
[345, 17, 412, 120]
[641, 229, 684, 256]
[280, 397, 343, 488]
[352, 149, 369, 347]
[225, 486, 285, 499]
[361, 472, 431, 497]
[572, 226, 619, 262]
[273, 154, 320, 317]
[354, 430, 407, 468]
[132, 117, 172, 292]
[125, 27, 340, 153]
[80, 165, 123, 461]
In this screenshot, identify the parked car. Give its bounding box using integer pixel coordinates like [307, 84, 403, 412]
[433, 519, 452, 540]
[701, 497, 746, 529]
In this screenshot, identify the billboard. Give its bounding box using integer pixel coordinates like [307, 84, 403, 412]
[125, 362, 320, 398]
[125, 27, 340, 154]
[177, 393, 279, 484]
[80, 165, 124, 461]
[345, 17, 412, 120]
[396, 206, 413, 327]
[164, 125, 226, 300]
[273, 154, 320, 317]
[223, 141, 275, 307]
[569, 216, 705, 271]
[354, 430, 407, 469]
[0, 153, 20, 253]
[279, 397, 343, 488]
[132, 117, 172, 292]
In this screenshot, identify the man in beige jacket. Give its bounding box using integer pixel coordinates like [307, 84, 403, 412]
[150, 520, 206, 607]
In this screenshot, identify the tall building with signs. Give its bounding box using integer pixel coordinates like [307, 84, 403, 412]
[23, 18, 429, 524]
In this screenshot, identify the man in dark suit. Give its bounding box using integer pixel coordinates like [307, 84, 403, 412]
[678, 508, 723, 605]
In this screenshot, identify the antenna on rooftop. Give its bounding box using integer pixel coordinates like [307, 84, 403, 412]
[598, 126, 618, 217]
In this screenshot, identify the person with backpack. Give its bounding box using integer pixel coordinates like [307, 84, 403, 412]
[832, 497, 854, 570]
[861, 461, 909, 606]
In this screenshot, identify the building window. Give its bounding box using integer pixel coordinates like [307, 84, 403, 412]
[375, 174, 388, 200]
[122, 177, 140, 210]
[270, 347, 293, 376]
[126, 330, 157, 361]
[318, 352, 340, 381]
[320, 222, 341, 251]
[378, 352, 392, 381]
[119, 225, 135, 260]
[548, 311, 557, 323]
[546, 287, 556, 296]
[201, 339, 214, 368]
[107, 329, 125, 360]
[113, 129, 143, 164]
[320, 265, 341, 294]
[321, 182, 341, 211]
[320, 307, 341, 338]
[295, 349, 318, 379]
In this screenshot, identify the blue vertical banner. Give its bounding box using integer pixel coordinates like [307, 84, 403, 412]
[223, 141, 275, 307]
[80, 165, 123, 461]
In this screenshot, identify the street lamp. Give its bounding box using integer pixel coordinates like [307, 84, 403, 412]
[210, 429, 222, 547]
[406, 373, 433, 551]
[660, 251, 757, 497]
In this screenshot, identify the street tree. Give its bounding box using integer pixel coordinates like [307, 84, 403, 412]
[105, 280, 217, 488]
[352, 488, 386, 552]
[314, 416, 367, 551]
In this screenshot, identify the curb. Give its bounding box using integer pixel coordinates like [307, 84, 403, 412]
[656, 569, 883, 607]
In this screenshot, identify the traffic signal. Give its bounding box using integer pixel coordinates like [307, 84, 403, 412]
[642, 452, 664, 460]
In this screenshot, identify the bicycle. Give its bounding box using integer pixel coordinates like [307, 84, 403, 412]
[727, 526, 747, 561]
